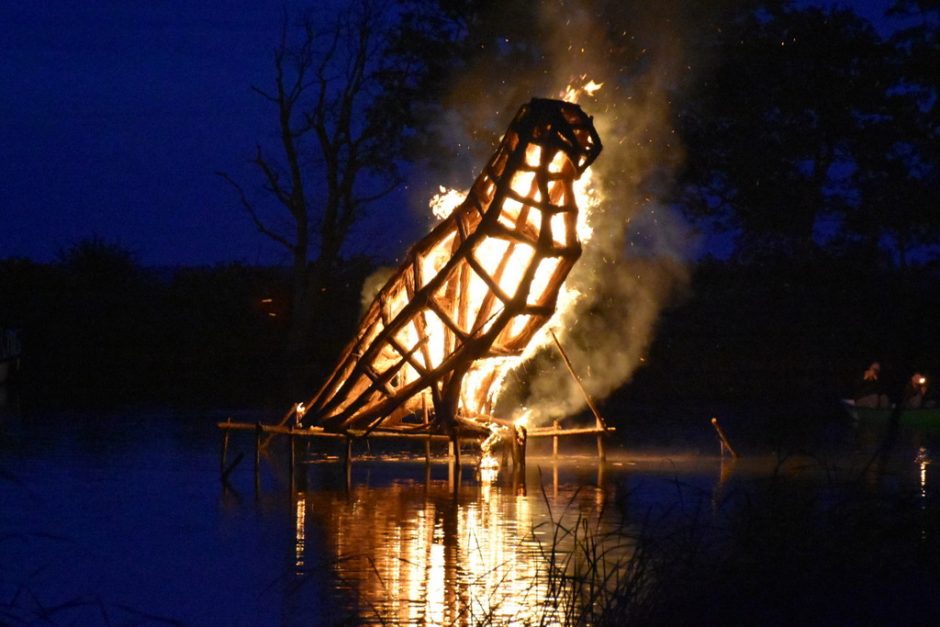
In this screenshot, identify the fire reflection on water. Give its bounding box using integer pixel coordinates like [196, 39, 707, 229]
[917, 447, 930, 500]
[294, 492, 306, 572]
[294, 470, 618, 625]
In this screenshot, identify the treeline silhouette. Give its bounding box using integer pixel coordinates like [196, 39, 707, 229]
[0, 238, 373, 408]
[5, 1, 939, 412]
[630, 248, 940, 410]
[1, 238, 936, 412]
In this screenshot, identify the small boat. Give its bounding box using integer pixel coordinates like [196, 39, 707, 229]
[841, 399, 940, 428]
[0, 328, 21, 385]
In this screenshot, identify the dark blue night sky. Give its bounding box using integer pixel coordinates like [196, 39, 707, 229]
[1, 1, 896, 266]
[2, 1, 321, 266]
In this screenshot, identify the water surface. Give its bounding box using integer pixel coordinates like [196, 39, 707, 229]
[1, 405, 935, 624]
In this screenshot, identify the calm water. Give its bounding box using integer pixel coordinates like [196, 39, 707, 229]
[1, 402, 935, 625]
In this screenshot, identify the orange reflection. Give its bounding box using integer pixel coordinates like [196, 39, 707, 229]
[294, 492, 306, 572]
[295, 476, 626, 624]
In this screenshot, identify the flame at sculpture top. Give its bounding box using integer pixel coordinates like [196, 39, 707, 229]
[304, 98, 603, 437]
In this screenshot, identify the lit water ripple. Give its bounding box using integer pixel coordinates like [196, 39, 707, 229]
[295, 462, 629, 625]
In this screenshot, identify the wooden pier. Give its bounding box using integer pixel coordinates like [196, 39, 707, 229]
[217, 417, 614, 483]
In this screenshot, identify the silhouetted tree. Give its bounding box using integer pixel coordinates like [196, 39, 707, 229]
[56, 236, 141, 290]
[220, 0, 412, 365]
[676, 3, 890, 260]
[848, 0, 940, 264]
[48, 237, 160, 399]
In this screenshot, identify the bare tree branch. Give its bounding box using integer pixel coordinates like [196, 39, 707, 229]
[221, 0, 413, 353]
[249, 85, 279, 103]
[216, 171, 295, 252]
[354, 181, 401, 206]
[251, 146, 294, 212]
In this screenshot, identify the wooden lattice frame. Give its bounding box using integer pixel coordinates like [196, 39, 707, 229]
[304, 98, 602, 435]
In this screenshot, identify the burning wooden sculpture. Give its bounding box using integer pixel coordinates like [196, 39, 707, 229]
[301, 98, 602, 438]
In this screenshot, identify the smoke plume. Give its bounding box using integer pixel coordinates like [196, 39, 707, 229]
[418, 1, 699, 425]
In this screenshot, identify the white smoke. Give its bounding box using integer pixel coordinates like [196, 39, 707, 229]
[421, 1, 697, 425]
[359, 266, 395, 315]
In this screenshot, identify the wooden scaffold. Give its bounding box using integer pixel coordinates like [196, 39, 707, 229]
[220, 98, 606, 476]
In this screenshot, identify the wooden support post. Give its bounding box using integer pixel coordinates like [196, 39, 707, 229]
[344, 436, 353, 468]
[261, 403, 299, 452]
[221, 452, 244, 483]
[220, 417, 231, 475]
[552, 419, 559, 460]
[254, 422, 263, 494]
[711, 417, 738, 459]
[254, 422, 262, 475]
[550, 331, 609, 431]
[550, 330, 609, 462]
[451, 433, 461, 470]
[288, 426, 296, 484]
[518, 426, 527, 474]
[423, 395, 431, 464]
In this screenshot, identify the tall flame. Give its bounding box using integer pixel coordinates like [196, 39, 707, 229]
[303, 97, 602, 434]
[433, 83, 603, 419]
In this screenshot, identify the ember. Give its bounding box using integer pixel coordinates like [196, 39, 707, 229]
[300, 98, 602, 442]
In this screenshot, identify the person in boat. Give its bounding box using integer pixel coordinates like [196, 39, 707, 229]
[854, 362, 889, 408]
[902, 372, 928, 409]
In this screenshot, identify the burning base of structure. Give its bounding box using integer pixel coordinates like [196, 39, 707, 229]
[293, 98, 603, 455]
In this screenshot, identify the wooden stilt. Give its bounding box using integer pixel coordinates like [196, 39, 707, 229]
[254, 422, 262, 474]
[221, 452, 243, 483]
[552, 419, 559, 460]
[345, 436, 353, 467]
[550, 331, 608, 431]
[261, 403, 300, 452]
[254, 422, 263, 493]
[550, 330, 609, 462]
[288, 426, 296, 484]
[451, 432, 461, 470]
[423, 396, 431, 464]
[711, 417, 738, 458]
[220, 417, 231, 475]
[518, 426, 527, 475]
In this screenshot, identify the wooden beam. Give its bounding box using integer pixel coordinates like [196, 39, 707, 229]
[711, 417, 738, 458]
[526, 426, 616, 438]
[549, 330, 609, 432]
